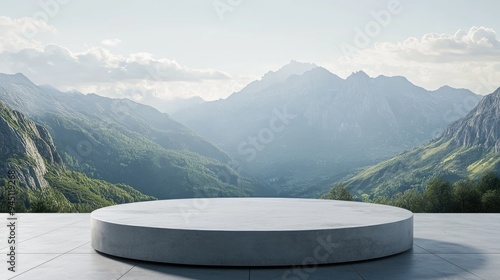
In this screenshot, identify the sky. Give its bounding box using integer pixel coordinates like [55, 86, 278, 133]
[0, 0, 499, 104]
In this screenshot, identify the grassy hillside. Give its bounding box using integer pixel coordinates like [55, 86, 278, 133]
[345, 139, 499, 197]
[0, 165, 156, 213]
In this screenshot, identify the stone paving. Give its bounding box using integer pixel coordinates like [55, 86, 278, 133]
[0, 213, 498, 279]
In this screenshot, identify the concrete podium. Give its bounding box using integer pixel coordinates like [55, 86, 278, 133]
[91, 198, 413, 266]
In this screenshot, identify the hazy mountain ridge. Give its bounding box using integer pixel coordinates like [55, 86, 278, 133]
[157, 96, 206, 114]
[174, 62, 482, 197]
[343, 88, 500, 197]
[38, 84, 232, 165]
[0, 73, 252, 199]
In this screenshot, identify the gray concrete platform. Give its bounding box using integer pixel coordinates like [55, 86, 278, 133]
[1, 213, 499, 279]
[91, 198, 413, 266]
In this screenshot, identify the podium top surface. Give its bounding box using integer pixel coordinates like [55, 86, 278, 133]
[91, 198, 412, 231]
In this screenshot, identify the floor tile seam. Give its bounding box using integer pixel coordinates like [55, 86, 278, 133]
[60, 241, 91, 255]
[433, 253, 485, 280]
[349, 264, 367, 280]
[10, 241, 91, 261]
[7, 253, 65, 280]
[0, 217, 90, 250]
[413, 243, 432, 254]
[116, 263, 137, 280]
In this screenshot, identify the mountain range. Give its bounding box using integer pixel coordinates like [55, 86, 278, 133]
[1, 60, 495, 203]
[343, 88, 500, 198]
[0, 73, 253, 200]
[173, 61, 482, 197]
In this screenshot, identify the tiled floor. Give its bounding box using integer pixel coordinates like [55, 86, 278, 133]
[0, 213, 498, 279]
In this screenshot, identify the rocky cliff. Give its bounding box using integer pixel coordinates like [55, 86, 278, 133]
[0, 100, 63, 189]
[443, 88, 500, 152]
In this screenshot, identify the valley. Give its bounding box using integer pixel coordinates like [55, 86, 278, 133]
[0, 62, 498, 212]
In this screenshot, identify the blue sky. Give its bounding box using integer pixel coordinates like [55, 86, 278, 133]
[1, 0, 499, 102]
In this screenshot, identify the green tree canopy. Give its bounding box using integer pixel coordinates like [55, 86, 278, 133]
[392, 189, 425, 213]
[451, 180, 481, 213]
[481, 189, 500, 212]
[424, 178, 454, 213]
[477, 172, 500, 193]
[322, 183, 354, 201]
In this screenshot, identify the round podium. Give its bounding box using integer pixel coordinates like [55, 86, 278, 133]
[91, 198, 413, 266]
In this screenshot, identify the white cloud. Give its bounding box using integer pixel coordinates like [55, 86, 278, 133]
[0, 16, 54, 52]
[380, 26, 500, 62]
[333, 26, 500, 94]
[0, 16, 235, 102]
[101, 39, 122, 46]
[0, 45, 230, 85]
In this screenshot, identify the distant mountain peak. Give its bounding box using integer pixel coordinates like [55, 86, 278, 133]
[0, 72, 33, 85]
[304, 66, 331, 74]
[280, 60, 317, 71]
[347, 70, 370, 80]
[375, 74, 410, 83]
[261, 60, 318, 82]
[438, 85, 454, 90]
[343, 70, 373, 93]
[235, 61, 318, 95]
[14, 72, 28, 78]
[435, 85, 470, 93]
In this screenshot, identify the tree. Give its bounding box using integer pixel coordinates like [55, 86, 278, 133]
[28, 187, 74, 213]
[322, 183, 354, 201]
[0, 181, 28, 213]
[393, 189, 425, 213]
[481, 190, 500, 212]
[477, 172, 500, 194]
[451, 180, 481, 213]
[371, 195, 393, 205]
[424, 178, 454, 213]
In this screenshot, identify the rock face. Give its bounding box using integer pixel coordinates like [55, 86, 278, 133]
[0, 101, 63, 189]
[443, 88, 500, 152]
